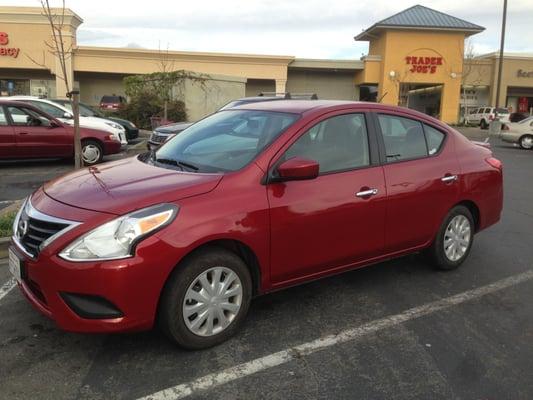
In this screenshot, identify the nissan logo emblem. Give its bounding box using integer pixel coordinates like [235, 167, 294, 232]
[17, 219, 28, 238]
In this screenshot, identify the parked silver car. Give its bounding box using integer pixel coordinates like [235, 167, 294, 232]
[500, 116, 533, 149]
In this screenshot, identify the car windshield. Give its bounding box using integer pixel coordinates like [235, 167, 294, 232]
[101, 96, 121, 103]
[152, 110, 299, 173]
[56, 101, 99, 117]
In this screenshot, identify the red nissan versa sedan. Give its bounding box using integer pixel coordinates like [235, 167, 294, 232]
[0, 100, 122, 165]
[9, 101, 503, 349]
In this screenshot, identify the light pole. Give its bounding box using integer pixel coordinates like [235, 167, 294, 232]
[495, 0, 507, 108]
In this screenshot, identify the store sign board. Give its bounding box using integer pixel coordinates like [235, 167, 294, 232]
[0, 32, 20, 58]
[405, 56, 443, 74]
[517, 69, 533, 78]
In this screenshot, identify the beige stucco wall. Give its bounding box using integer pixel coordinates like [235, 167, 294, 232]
[182, 74, 246, 121]
[76, 72, 128, 105]
[287, 69, 358, 100]
[245, 79, 275, 97]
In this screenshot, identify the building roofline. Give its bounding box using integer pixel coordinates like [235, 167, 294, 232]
[290, 58, 364, 70]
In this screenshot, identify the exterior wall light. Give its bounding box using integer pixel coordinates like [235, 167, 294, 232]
[450, 72, 457, 79]
[389, 70, 396, 78]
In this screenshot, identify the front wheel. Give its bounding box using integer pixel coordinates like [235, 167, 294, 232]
[81, 140, 103, 165]
[519, 134, 533, 150]
[427, 205, 474, 270]
[159, 247, 252, 349]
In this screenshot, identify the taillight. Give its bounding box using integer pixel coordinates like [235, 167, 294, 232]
[485, 157, 502, 170]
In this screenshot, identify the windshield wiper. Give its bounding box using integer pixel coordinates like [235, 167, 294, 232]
[155, 157, 199, 171]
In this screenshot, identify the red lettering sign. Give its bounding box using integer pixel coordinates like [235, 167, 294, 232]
[0, 32, 20, 58]
[406, 55, 442, 73]
[0, 32, 8, 46]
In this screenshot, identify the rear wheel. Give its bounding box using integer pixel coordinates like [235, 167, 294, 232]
[81, 139, 103, 165]
[519, 134, 533, 150]
[159, 246, 252, 349]
[427, 205, 474, 270]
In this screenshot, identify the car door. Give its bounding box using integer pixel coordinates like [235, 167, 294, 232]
[0, 106, 16, 158]
[5, 105, 72, 158]
[374, 112, 460, 253]
[267, 111, 386, 285]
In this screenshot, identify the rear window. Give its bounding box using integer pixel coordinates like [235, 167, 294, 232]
[101, 96, 122, 103]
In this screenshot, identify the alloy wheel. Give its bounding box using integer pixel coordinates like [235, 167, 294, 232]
[183, 267, 243, 337]
[443, 215, 471, 262]
[520, 135, 533, 149]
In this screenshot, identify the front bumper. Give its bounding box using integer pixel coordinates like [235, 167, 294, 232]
[10, 229, 182, 334]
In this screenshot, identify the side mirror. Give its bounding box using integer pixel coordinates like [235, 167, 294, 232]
[49, 120, 61, 128]
[63, 112, 73, 119]
[275, 157, 319, 182]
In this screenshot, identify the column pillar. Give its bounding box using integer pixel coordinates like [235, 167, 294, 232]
[275, 79, 287, 94]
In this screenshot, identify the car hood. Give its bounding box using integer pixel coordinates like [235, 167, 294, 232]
[43, 156, 223, 215]
[60, 116, 121, 134]
[106, 116, 134, 128]
[155, 122, 193, 134]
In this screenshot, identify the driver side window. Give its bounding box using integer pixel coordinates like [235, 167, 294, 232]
[7, 106, 51, 127]
[284, 113, 370, 174]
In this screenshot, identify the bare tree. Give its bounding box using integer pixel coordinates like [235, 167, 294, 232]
[27, 0, 82, 168]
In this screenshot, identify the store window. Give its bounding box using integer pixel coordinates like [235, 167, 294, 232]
[0, 79, 30, 97]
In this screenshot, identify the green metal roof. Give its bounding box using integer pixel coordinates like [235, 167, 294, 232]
[354, 5, 485, 41]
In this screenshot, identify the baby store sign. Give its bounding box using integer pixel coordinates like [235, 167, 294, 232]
[0, 32, 21, 58]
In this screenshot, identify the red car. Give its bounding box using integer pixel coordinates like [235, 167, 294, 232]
[9, 101, 503, 349]
[99, 95, 126, 112]
[0, 100, 122, 165]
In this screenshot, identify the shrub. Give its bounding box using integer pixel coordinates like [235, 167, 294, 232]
[0, 211, 16, 237]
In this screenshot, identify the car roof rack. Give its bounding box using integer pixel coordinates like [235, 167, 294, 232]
[258, 92, 318, 100]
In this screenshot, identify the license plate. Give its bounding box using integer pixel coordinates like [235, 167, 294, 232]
[8, 248, 22, 283]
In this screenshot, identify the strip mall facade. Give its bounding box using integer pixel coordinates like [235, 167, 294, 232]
[1, 5, 533, 123]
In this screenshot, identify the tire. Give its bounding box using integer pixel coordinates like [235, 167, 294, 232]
[480, 120, 489, 130]
[81, 139, 103, 165]
[158, 246, 252, 349]
[519, 134, 533, 150]
[426, 205, 474, 270]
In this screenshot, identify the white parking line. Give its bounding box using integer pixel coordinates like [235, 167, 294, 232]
[138, 269, 533, 400]
[0, 277, 17, 302]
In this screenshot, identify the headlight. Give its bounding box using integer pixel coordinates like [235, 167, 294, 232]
[59, 203, 178, 261]
[104, 121, 124, 131]
[12, 197, 29, 237]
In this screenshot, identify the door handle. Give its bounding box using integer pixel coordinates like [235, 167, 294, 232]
[19, 132, 29, 135]
[441, 175, 458, 183]
[356, 188, 378, 198]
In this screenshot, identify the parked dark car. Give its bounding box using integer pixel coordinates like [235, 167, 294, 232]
[147, 93, 318, 150]
[10, 100, 503, 349]
[0, 99, 122, 164]
[51, 99, 139, 141]
[99, 95, 126, 112]
[509, 112, 530, 123]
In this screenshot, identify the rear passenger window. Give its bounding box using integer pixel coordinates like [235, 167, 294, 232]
[423, 124, 445, 155]
[377, 115, 427, 162]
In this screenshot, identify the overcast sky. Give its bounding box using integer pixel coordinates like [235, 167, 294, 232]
[4, 0, 533, 59]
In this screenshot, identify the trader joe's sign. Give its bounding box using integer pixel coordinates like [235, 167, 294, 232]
[405, 56, 442, 74]
[0, 32, 20, 58]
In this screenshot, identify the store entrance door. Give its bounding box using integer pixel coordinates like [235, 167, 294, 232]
[399, 83, 443, 119]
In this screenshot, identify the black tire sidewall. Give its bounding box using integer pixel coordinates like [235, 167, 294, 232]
[159, 246, 252, 350]
[430, 206, 474, 270]
[519, 135, 533, 150]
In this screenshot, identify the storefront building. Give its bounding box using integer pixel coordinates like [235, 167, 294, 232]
[1, 5, 533, 123]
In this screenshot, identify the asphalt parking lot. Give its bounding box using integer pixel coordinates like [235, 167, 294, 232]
[1, 127, 533, 400]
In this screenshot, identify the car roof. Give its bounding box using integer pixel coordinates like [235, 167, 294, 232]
[7, 96, 70, 112]
[230, 99, 365, 114]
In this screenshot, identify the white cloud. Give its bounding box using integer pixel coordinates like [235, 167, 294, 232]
[2, 0, 532, 58]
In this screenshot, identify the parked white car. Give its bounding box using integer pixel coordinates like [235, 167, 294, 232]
[466, 106, 510, 129]
[8, 96, 128, 146]
[500, 116, 533, 149]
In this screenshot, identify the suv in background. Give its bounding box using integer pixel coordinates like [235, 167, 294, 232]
[147, 93, 318, 150]
[466, 107, 510, 129]
[51, 99, 139, 142]
[99, 95, 127, 112]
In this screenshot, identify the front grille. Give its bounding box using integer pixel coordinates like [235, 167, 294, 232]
[150, 132, 168, 144]
[14, 200, 78, 258]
